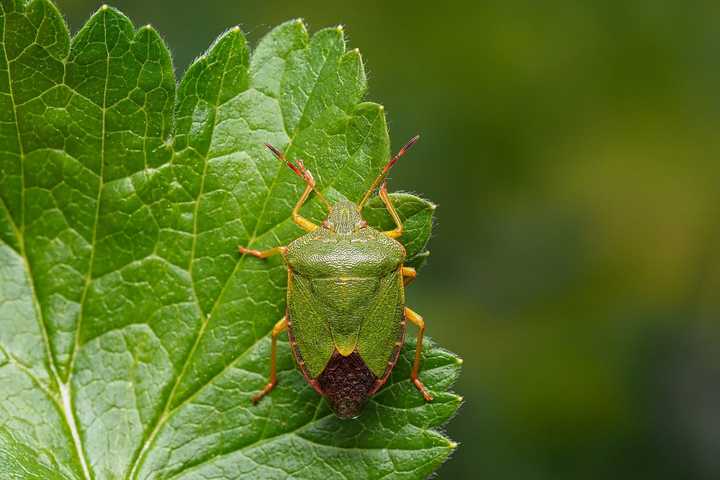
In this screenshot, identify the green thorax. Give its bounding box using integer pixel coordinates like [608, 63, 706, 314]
[285, 200, 406, 377]
[286, 200, 405, 277]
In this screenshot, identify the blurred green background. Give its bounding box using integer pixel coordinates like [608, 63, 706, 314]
[58, 1, 720, 478]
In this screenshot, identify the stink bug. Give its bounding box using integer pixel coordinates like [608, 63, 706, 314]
[239, 136, 432, 419]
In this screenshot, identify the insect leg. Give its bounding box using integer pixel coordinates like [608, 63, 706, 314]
[379, 181, 404, 238]
[292, 183, 319, 232]
[238, 245, 287, 259]
[404, 307, 433, 401]
[252, 315, 289, 404]
[401, 266, 416, 286]
[265, 143, 327, 232]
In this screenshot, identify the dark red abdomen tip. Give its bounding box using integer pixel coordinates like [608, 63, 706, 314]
[317, 351, 377, 419]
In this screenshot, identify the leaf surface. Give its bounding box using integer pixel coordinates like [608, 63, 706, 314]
[0, 2, 461, 478]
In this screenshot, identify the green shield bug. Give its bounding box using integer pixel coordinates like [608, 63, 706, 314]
[239, 136, 432, 419]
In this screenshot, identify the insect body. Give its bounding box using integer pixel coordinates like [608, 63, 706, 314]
[240, 137, 432, 418]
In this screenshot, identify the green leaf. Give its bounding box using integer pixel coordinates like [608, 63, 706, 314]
[0, 427, 73, 479]
[0, 2, 462, 479]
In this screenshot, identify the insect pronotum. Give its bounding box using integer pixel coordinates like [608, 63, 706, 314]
[238, 136, 432, 419]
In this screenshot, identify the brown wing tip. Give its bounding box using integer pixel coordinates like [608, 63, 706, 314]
[317, 351, 377, 419]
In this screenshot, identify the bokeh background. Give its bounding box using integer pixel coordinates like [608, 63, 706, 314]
[57, 1, 720, 478]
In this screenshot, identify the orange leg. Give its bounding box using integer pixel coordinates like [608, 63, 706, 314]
[265, 144, 324, 232]
[379, 181, 403, 239]
[292, 183, 319, 232]
[401, 266, 416, 286]
[404, 307, 433, 401]
[252, 316, 288, 404]
[238, 245, 287, 259]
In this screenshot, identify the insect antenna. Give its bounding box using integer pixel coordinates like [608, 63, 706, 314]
[358, 134, 419, 210]
[264, 144, 332, 210]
